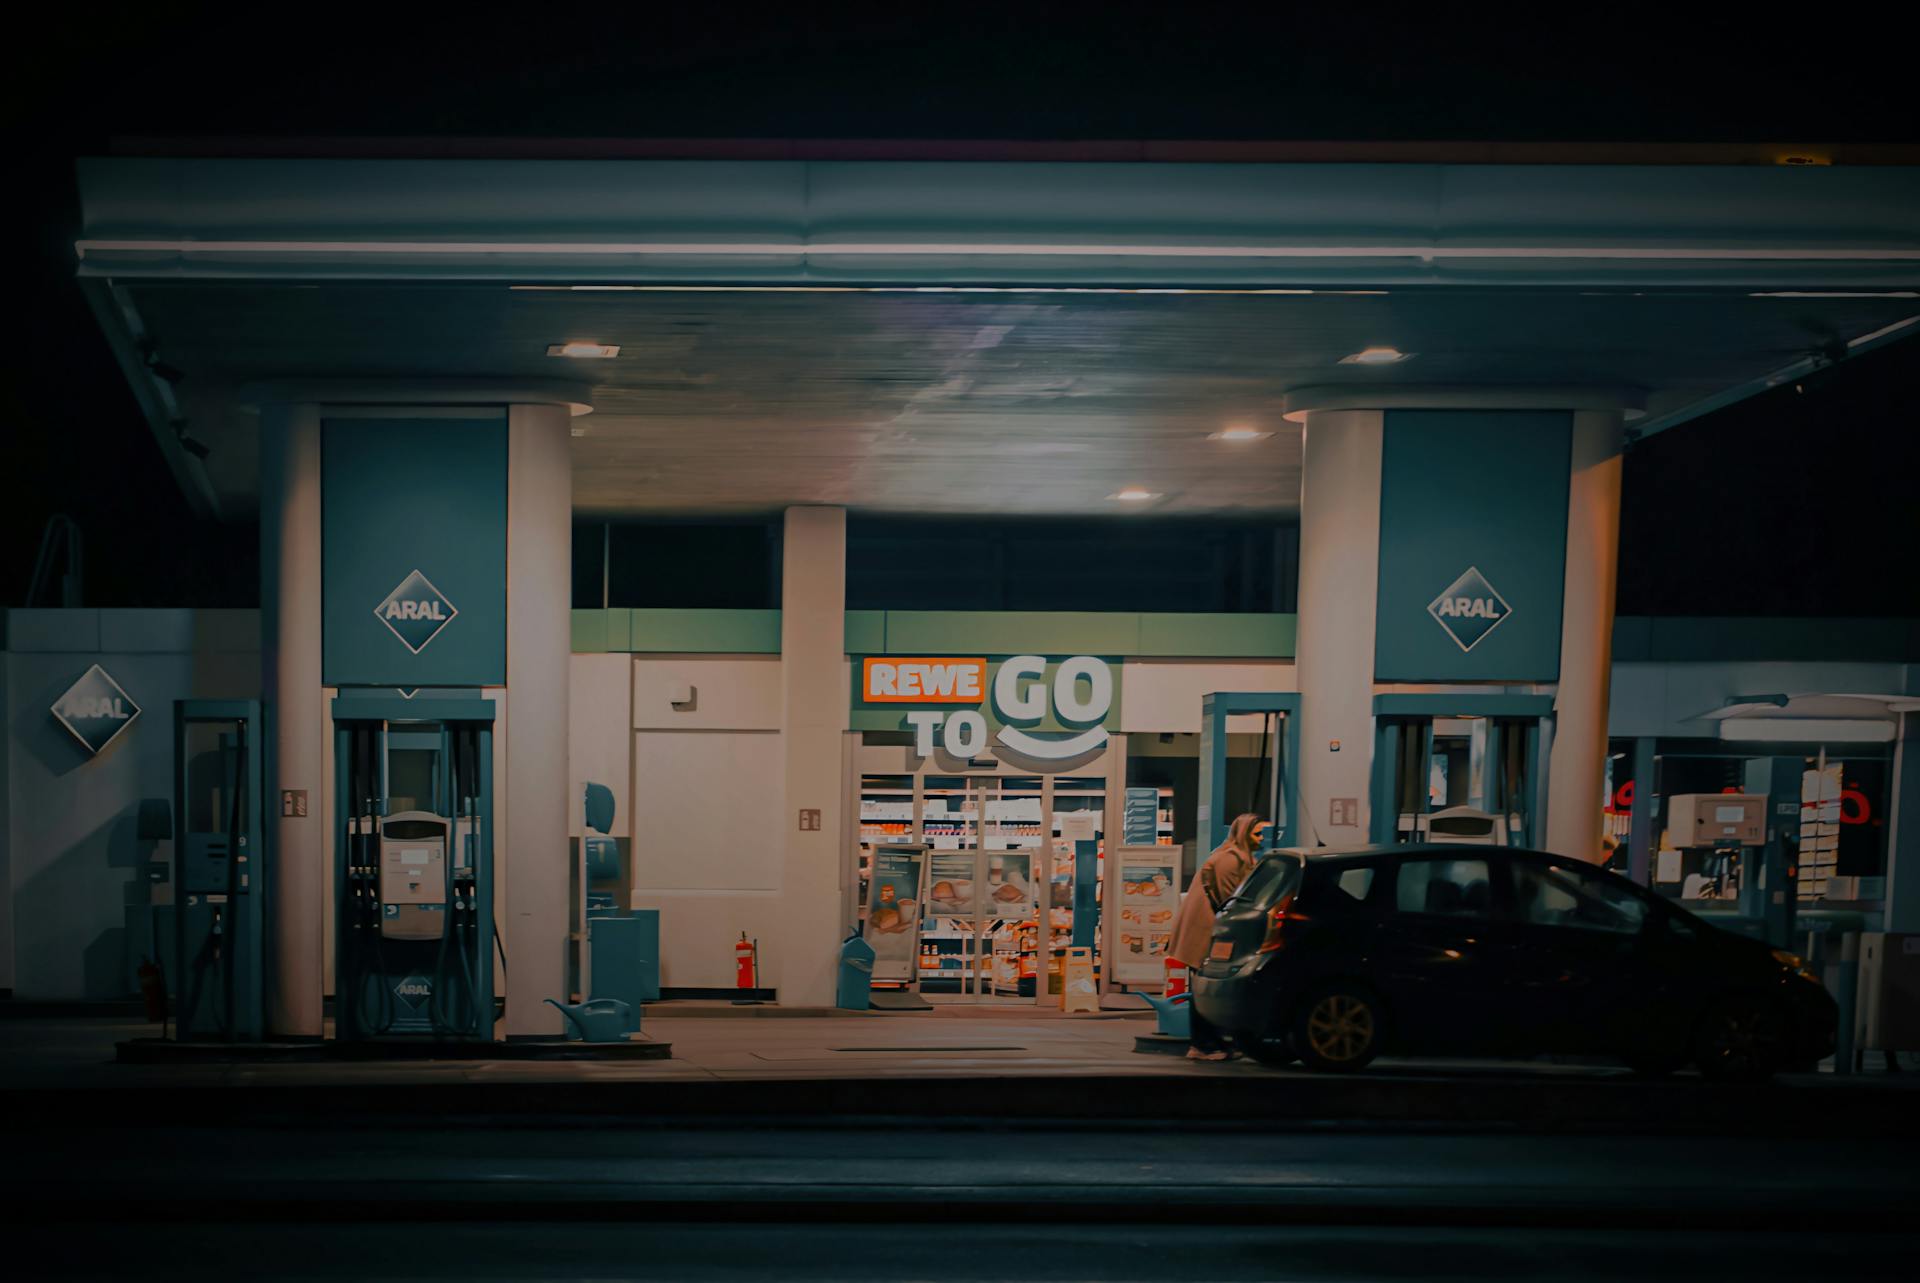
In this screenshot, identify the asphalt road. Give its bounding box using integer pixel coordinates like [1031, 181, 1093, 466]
[4, 1122, 1910, 1279]
[10, 1123, 1912, 1219]
[9, 1222, 1910, 1282]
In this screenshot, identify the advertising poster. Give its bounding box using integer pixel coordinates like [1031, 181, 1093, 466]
[985, 850, 1038, 993]
[1111, 849, 1178, 984]
[985, 850, 1037, 919]
[864, 845, 927, 983]
[926, 850, 980, 919]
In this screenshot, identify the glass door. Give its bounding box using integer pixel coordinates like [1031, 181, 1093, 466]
[855, 774, 916, 933]
[982, 777, 1043, 998]
[920, 776, 981, 995]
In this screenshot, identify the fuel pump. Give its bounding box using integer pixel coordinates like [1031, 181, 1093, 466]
[1666, 792, 1769, 930]
[1741, 756, 1805, 947]
[1197, 692, 1301, 854]
[333, 696, 496, 1042]
[172, 701, 267, 1041]
[1369, 700, 1553, 848]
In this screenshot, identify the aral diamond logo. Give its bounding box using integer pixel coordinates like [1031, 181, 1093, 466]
[393, 973, 433, 1013]
[1427, 566, 1512, 653]
[51, 664, 142, 756]
[376, 569, 458, 654]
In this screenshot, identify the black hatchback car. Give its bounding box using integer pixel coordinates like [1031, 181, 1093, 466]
[1190, 845, 1836, 1079]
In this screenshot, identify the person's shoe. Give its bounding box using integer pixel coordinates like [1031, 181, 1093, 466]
[1185, 1046, 1209, 1060]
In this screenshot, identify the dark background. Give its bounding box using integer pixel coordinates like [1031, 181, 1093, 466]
[8, 4, 1917, 614]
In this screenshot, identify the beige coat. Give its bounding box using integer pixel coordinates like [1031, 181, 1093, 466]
[1167, 841, 1258, 968]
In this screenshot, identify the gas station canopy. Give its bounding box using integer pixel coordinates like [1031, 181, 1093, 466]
[75, 158, 1920, 519]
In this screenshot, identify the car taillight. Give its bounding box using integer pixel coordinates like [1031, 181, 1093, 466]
[1257, 893, 1310, 954]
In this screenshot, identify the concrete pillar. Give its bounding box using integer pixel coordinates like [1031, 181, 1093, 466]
[779, 506, 847, 1006]
[260, 402, 325, 1036]
[1294, 410, 1384, 846]
[1545, 411, 1625, 860]
[503, 403, 573, 1035]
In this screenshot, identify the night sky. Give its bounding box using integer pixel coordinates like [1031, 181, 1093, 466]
[8, 5, 1917, 612]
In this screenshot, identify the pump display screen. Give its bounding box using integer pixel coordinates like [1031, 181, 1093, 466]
[380, 828, 448, 940]
[1715, 805, 1748, 823]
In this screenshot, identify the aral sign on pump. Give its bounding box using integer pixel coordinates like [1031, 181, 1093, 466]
[859, 655, 1116, 762]
[1427, 566, 1511, 653]
[51, 664, 142, 756]
[376, 569, 459, 655]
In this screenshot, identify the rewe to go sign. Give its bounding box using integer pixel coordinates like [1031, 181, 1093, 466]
[862, 656, 1113, 762]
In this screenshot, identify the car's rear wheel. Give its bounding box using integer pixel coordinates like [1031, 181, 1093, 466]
[1235, 1029, 1297, 1067]
[1290, 984, 1383, 1073]
[1693, 994, 1788, 1082]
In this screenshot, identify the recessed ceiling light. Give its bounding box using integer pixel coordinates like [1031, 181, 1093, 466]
[1209, 425, 1273, 442]
[547, 341, 621, 359]
[1109, 487, 1162, 502]
[1339, 346, 1413, 365]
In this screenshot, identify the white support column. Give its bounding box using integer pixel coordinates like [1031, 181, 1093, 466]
[260, 402, 325, 1036]
[779, 506, 847, 1006]
[1886, 711, 1920, 933]
[1545, 410, 1625, 860]
[1295, 410, 1384, 845]
[504, 403, 573, 1035]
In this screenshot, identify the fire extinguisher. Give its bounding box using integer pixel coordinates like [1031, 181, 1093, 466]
[1164, 957, 1188, 1002]
[138, 957, 168, 1032]
[735, 932, 758, 990]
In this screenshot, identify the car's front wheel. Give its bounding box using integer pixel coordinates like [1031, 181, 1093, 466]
[1693, 994, 1788, 1082]
[1290, 984, 1384, 1073]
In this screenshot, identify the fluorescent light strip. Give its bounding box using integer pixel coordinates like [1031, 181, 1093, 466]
[74, 239, 1920, 261]
[1751, 290, 1920, 298]
[507, 284, 1369, 295]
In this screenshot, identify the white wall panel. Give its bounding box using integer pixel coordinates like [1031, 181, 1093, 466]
[632, 656, 781, 730]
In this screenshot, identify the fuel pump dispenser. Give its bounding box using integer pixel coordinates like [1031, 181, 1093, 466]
[172, 700, 267, 1040]
[1667, 791, 1769, 933]
[1197, 693, 1302, 854]
[1370, 698, 1554, 849]
[333, 696, 496, 1042]
[1741, 756, 1804, 947]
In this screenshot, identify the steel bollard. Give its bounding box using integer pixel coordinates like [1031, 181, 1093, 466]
[1832, 930, 1859, 1076]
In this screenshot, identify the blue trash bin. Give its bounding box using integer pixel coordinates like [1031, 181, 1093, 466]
[837, 929, 875, 1011]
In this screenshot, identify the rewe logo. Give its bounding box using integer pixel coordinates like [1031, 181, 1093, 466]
[51, 664, 141, 756]
[1427, 567, 1512, 653]
[393, 974, 433, 1011]
[901, 655, 1114, 763]
[376, 570, 458, 654]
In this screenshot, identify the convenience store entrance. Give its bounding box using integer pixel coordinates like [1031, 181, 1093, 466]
[852, 737, 1161, 1008]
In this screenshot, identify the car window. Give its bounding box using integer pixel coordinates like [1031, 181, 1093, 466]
[1509, 861, 1647, 934]
[1394, 858, 1492, 919]
[1307, 862, 1379, 916]
[1336, 867, 1377, 902]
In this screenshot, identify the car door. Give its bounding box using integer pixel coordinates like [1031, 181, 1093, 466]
[1374, 855, 1510, 1054]
[1500, 855, 1655, 1054]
